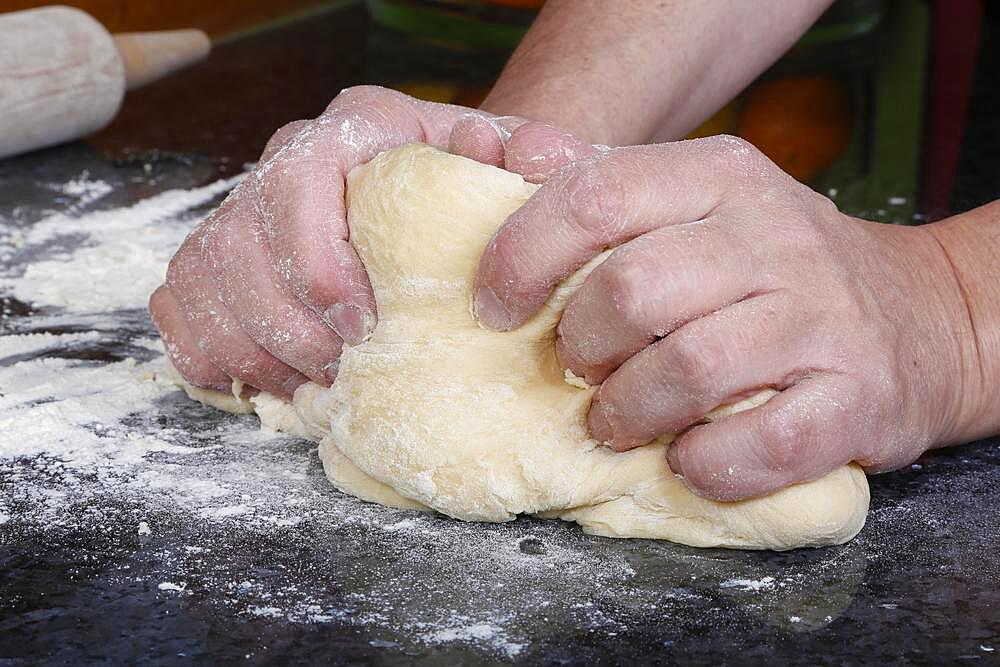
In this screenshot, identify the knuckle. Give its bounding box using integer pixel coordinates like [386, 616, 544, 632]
[212, 345, 275, 383]
[795, 214, 829, 250]
[857, 361, 902, 415]
[701, 134, 769, 175]
[326, 85, 417, 131]
[757, 409, 807, 472]
[560, 164, 625, 241]
[809, 188, 841, 219]
[330, 84, 384, 108]
[263, 120, 310, 156]
[198, 219, 235, 273]
[666, 329, 726, 399]
[819, 282, 861, 319]
[764, 201, 830, 255]
[594, 254, 651, 331]
[274, 119, 308, 138]
[165, 246, 197, 290]
[148, 286, 169, 320]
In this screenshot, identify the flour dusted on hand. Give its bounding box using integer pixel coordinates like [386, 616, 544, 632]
[175, 144, 869, 550]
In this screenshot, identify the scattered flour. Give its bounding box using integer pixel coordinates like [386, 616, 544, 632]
[0, 330, 103, 358]
[720, 576, 776, 592]
[158, 582, 190, 593]
[381, 518, 420, 532]
[1, 176, 241, 311]
[421, 618, 525, 658]
[48, 173, 114, 207]
[247, 605, 285, 619]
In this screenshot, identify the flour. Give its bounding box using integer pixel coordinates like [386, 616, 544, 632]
[47, 172, 113, 208]
[0, 330, 102, 358]
[1, 176, 241, 311]
[420, 618, 525, 658]
[158, 581, 190, 594]
[719, 576, 776, 592]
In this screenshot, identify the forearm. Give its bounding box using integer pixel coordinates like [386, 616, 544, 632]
[925, 200, 1000, 444]
[481, 0, 833, 145]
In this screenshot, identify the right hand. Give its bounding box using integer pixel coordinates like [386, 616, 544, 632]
[149, 85, 593, 398]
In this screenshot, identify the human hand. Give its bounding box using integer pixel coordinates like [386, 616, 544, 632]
[150, 86, 592, 399]
[474, 136, 977, 500]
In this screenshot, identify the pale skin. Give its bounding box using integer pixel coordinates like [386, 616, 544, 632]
[150, 0, 1000, 502]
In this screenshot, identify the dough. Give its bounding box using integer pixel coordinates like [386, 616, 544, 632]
[176, 144, 870, 550]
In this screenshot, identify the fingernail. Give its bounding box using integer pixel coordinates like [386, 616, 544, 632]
[666, 445, 684, 476]
[473, 285, 512, 331]
[323, 358, 340, 385]
[282, 374, 307, 399]
[488, 115, 517, 141]
[588, 399, 614, 442]
[325, 303, 375, 346]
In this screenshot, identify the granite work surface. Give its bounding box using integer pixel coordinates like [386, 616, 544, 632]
[1, 145, 999, 666]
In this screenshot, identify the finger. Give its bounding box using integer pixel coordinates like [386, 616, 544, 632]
[252, 89, 432, 344]
[587, 293, 814, 450]
[473, 136, 777, 331]
[166, 230, 309, 400]
[149, 285, 231, 392]
[199, 193, 344, 385]
[254, 149, 377, 345]
[449, 116, 595, 183]
[448, 114, 524, 168]
[502, 121, 597, 183]
[261, 92, 411, 340]
[665, 376, 862, 501]
[261, 119, 311, 162]
[556, 218, 759, 384]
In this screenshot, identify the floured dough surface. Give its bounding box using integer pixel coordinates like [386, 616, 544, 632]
[177, 144, 870, 550]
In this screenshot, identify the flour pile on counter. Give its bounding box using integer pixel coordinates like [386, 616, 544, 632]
[1, 174, 240, 311]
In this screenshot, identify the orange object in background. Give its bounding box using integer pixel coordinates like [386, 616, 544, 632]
[395, 81, 491, 108]
[688, 99, 742, 139]
[737, 76, 853, 183]
[452, 85, 491, 108]
[395, 81, 459, 104]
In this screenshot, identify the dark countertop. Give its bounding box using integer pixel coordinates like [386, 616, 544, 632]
[2, 4, 999, 665]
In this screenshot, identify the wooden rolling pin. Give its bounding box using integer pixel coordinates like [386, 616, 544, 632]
[0, 6, 211, 160]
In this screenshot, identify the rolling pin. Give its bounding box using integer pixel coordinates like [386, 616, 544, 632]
[0, 5, 211, 160]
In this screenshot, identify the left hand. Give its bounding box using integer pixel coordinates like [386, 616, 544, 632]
[149, 84, 592, 400]
[473, 136, 976, 501]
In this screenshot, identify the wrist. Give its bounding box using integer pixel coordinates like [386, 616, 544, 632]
[923, 202, 1000, 444]
[861, 222, 974, 455]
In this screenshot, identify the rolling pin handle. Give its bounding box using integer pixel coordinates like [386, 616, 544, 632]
[113, 29, 211, 91]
